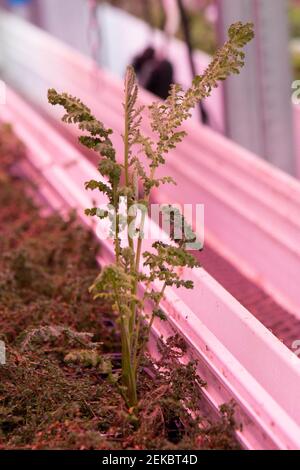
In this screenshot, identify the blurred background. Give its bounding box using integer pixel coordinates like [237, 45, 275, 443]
[1, 0, 300, 177]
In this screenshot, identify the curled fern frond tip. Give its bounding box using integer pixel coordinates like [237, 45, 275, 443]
[228, 21, 255, 47]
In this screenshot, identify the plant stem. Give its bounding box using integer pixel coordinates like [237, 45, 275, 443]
[113, 181, 121, 264]
[130, 165, 155, 349]
[113, 279, 137, 407]
[124, 74, 130, 188]
[122, 71, 139, 406]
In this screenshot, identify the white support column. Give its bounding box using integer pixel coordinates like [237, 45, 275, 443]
[217, 0, 296, 176]
[34, 0, 91, 56]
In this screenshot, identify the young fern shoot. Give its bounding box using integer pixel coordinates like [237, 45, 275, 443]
[48, 22, 254, 408]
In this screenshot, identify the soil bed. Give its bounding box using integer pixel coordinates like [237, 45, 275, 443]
[0, 124, 240, 450]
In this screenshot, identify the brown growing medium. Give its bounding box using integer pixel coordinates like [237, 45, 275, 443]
[0, 124, 240, 450]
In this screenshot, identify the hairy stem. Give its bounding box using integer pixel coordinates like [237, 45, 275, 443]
[113, 279, 137, 406]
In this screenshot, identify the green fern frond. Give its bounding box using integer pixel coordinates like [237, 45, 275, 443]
[48, 22, 254, 408]
[149, 22, 254, 164]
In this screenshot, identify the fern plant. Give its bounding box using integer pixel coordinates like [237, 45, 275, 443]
[48, 22, 254, 408]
